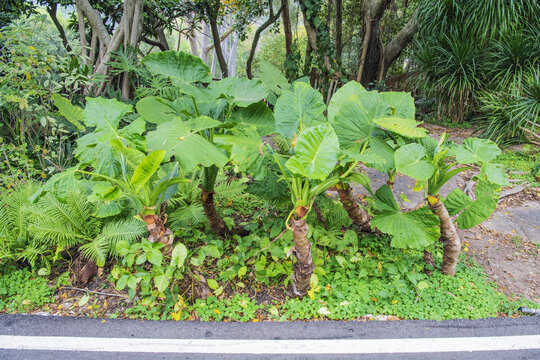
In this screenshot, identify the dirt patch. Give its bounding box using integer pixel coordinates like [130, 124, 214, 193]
[421, 123, 477, 144]
[461, 226, 539, 303]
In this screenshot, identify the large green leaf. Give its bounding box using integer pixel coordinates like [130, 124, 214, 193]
[327, 81, 370, 123]
[484, 163, 510, 186]
[274, 82, 326, 138]
[379, 91, 415, 118]
[444, 181, 500, 229]
[83, 97, 132, 131]
[372, 186, 440, 249]
[364, 137, 396, 173]
[110, 139, 145, 169]
[210, 77, 268, 107]
[258, 61, 291, 96]
[285, 124, 339, 180]
[454, 138, 501, 164]
[373, 117, 427, 138]
[141, 50, 211, 84]
[214, 128, 266, 178]
[131, 150, 165, 191]
[52, 94, 85, 131]
[331, 90, 387, 149]
[146, 119, 228, 171]
[171, 243, 188, 268]
[395, 143, 435, 180]
[136, 96, 177, 125]
[229, 103, 275, 136]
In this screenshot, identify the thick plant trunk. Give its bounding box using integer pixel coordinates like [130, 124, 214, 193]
[290, 216, 314, 298]
[429, 197, 461, 276]
[142, 213, 173, 256]
[201, 189, 228, 236]
[336, 183, 371, 231]
[423, 250, 435, 276]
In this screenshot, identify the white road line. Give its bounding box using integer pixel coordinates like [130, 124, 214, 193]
[0, 335, 539, 354]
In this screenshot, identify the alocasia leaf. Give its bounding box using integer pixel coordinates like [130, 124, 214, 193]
[274, 82, 326, 138]
[372, 185, 440, 249]
[285, 124, 339, 180]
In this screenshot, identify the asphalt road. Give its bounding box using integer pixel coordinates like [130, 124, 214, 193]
[0, 314, 539, 359]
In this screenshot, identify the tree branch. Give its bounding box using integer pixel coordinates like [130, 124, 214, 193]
[75, 0, 111, 48]
[47, 3, 72, 53]
[382, 9, 418, 75]
[246, 1, 285, 79]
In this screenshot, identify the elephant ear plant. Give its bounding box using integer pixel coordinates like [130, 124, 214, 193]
[79, 140, 188, 256]
[272, 123, 341, 297]
[328, 81, 428, 230]
[140, 50, 269, 236]
[393, 135, 507, 275]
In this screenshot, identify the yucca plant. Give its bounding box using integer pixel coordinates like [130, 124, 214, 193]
[414, 30, 484, 123]
[479, 67, 540, 144]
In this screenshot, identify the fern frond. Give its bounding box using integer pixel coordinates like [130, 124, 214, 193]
[215, 178, 247, 201]
[79, 238, 108, 264]
[169, 203, 206, 228]
[17, 243, 52, 268]
[98, 218, 146, 256]
[29, 219, 88, 247]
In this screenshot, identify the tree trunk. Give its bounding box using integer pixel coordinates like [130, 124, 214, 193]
[156, 28, 169, 51]
[336, 182, 371, 231]
[208, 8, 228, 78]
[47, 4, 72, 53]
[335, 0, 342, 63]
[281, 0, 292, 57]
[227, 32, 239, 77]
[380, 9, 418, 79]
[76, 7, 87, 61]
[246, 0, 285, 79]
[200, 22, 211, 63]
[290, 216, 314, 298]
[355, 0, 417, 85]
[201, 189, 228, 236]
[429, 197, 461, 276]
[142, 213, 174, 256]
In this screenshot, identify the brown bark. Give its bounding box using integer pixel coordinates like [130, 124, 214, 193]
[207, 4, 229, 78]
[142, 213, 174, 256]
[423, 250, 435, 276]
[429, 198, 461, 276]
[336, 183, 371, 231]
[281, 0, 292, 57]
[77, 7, 87, 61]
[141, 202, 174, 256]
[299, 0, 332, 72]
[47, 3, 72, 53]
[201, 189, 228, 236]
[380, 9, 418, 79]
[290, 217, 314, 298]
[246, 0, 285, 79]
[355, 0, 417, 85]
[155, 28, 169, 51]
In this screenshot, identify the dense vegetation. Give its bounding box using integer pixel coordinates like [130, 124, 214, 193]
[0, 0, 538, 321]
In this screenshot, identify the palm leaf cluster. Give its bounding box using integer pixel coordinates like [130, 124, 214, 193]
[414, 0, 540, 142]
